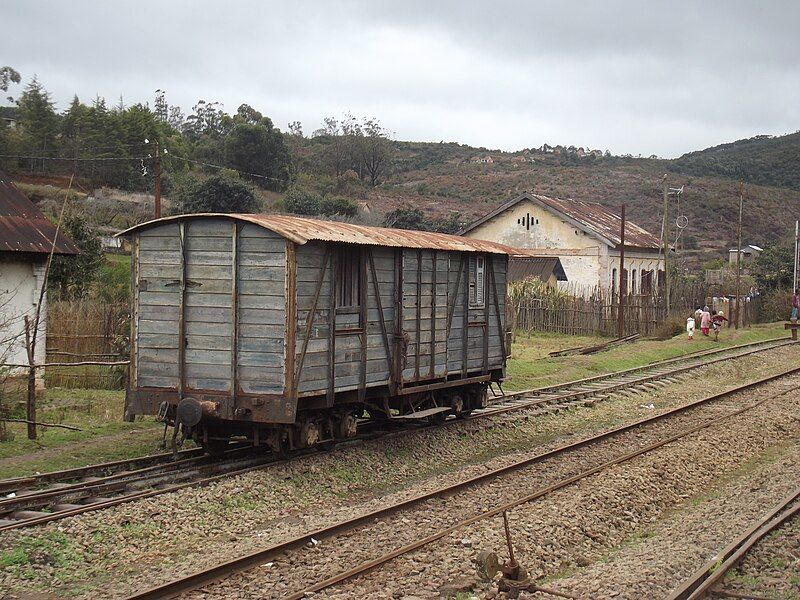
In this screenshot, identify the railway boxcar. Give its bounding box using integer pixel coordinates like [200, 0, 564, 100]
[120, 214, 522, 453]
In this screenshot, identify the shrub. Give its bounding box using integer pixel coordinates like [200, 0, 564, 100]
[652, 313, 686, 340]
[172, 173, 260, 214]
[319, 196, 358, 217]
[757, 288, 792, 323]
[284, 187, 322, 215]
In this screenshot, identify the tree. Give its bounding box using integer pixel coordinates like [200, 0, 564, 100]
[225, 107, 292, 191]
[48, 214, 103, 300]
[0, 66, 21, 99]
[172, 173, 260, 214]
[384, 205, 462, 233]
[16, 77, 59, 159]
[361, 118, 392, 186]
[752, 242, 794, 290]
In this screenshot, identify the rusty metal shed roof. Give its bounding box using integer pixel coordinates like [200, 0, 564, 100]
[119, 213, 536, 255]
[0, 171, 80, 255]
[508, 256, 568, 283]
[460, 192, 663, 250]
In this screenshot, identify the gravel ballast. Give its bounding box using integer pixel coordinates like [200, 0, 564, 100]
[0, 346, 797, 599]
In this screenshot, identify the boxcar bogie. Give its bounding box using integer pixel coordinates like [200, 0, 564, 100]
[121, 215, 516, 455]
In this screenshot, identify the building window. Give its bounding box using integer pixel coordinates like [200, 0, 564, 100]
[516, 212, 537, 231]
[631, 269, 637, 294]
[612, 268, 617, 295]
[469, 255, 486, 307]
[335, 246, 362, 309]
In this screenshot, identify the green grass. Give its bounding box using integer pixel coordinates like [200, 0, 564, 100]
[505, 321, 788, 390]
[0, 387, 163, 479]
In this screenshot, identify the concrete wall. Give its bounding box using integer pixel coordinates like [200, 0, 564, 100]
[463, 198, 605, 291]
[607, 250, 665, 294]
[463, 198, 664, 294]
[0, 255, 48, 379]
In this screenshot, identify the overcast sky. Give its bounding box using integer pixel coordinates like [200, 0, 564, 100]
[3, 1, 798, 157]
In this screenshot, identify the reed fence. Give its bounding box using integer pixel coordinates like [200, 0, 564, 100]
[510, 280, 754, 337]
[45, 301, 130, 389]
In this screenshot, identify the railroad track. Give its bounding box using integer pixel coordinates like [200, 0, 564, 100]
[122, 364, 800, 600]
[666, 486, 800, 600]
[0, 336, 792, 532]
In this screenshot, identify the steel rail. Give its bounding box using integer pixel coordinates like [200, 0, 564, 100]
[122, 366, 800, 600]
[666, 487, 800, 600]
[0, 337, 792, 532]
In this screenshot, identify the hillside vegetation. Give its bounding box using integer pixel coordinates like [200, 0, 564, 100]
[671, 131, 800, 191]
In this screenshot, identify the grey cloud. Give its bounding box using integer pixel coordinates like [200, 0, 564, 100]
[1, 0, 797, 157]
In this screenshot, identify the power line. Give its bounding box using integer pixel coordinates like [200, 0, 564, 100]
[167, 153, 285, 183]
[0, 154, 149, 162]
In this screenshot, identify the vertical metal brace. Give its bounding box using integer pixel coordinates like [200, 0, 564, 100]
[368, 250, 393, 388]
[177, 221, 187, 400]
[359, 249, 368, 402]
[327, 250, 336, 406]
[483, 255, 490, 374]
[415, 249, 422, 381]
[429, 250, 437, 379]
[392, 248, 404, 392]
[462, 255, 469, 378]
[284, 241, 297, 401]
[230, 222, 239, 406]
[488, 257, 506, 365]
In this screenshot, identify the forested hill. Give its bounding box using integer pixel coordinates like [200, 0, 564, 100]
[670, 131, 800, 191]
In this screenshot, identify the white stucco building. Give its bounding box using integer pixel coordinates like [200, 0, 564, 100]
[460, 192, 664, 295]
[0, 171, 79, 382]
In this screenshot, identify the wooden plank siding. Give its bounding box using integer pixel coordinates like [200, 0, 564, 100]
[294, 243, 395, 395]
[134, 221, 287, 396]
[132, 216, 507, 417]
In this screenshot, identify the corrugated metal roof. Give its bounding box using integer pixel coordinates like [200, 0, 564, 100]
[118, 213, 537, 255]
[460, 192, 663, 250]
[508, 257, 568, 283]
[0, 171, 80, 255]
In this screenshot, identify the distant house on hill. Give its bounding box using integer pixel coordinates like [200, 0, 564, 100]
[473, 155, 494, 164]
[0, 171, 79, 382]
[459, 192, 664, 295]
[728, 244, 763, 266]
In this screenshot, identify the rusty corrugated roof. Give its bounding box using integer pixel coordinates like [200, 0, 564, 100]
[460, 192, 663, 250]
[118, 213, 537, 255]
[0, 171, 80, 255]
[508, 257, 568, 283]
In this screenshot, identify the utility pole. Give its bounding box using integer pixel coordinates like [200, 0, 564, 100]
[662, 174, 670, 315]
[734, 181, 743, 329]
[794, 220, 799, 294]
[154, 139, 162, 218]
[618, 204, 626, 338]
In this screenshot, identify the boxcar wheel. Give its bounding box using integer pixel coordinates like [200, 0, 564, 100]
[203, 436, 230, 458]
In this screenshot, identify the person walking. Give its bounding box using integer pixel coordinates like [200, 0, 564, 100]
[700, 307, 712, 337]
[686, 314, 696, 340]
[711, 311, 728, 341]
[791, 289, 799, 322]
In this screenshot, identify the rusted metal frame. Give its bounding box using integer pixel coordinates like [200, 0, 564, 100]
[124, 235, 140, 420]
[429, 251, 437, 379]
[396, 374, 491, 395]
[446, 254, 465, 338]
[462, 255, 469, 378]
[358, 249, 368, 402]
[488, 257, 506, 364]
[482, 255, 490, 374]
[294, 246, 331, 386]
[414, 249, 422, 381]
[368, 249, 393, 383]
[177, 221, 187, 400]
[327, 250, 336, 406]
[230, 223, 239, 405]
[284, 241, 298, 401]
[392, 249, 404, 393]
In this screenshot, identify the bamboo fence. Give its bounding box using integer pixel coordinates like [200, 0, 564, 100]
[44, 301, 129, 389]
